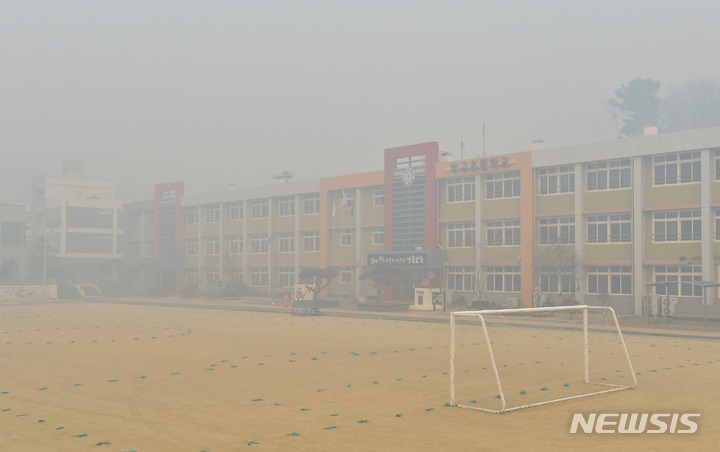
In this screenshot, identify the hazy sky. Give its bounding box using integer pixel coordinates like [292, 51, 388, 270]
[2, 0, 719, 203]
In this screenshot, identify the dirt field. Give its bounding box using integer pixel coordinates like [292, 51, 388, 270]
[0, 300, 718, 451]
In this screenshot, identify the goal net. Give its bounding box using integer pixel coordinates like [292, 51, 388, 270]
[449, 305, 636, 414]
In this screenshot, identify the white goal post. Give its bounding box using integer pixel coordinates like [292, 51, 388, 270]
[450, 305, 637, 414]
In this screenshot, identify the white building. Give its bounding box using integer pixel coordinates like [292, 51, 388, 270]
[30, 160, 125, 283]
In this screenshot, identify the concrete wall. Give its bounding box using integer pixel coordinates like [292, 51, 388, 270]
[0, 284, 58, 301]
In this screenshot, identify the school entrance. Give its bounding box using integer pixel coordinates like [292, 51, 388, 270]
[366, 250, 444, 302]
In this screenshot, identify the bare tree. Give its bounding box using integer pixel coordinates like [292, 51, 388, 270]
[359, 262, 391, 303]
[533, 244, 585, 306]
[661, 78, 720, 132]
[26, 235, 58, 283]
[473, 240, 488, 304]
[590, 101, 623, 142]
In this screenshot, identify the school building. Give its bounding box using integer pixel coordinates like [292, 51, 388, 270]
[123, 125, 720, 316]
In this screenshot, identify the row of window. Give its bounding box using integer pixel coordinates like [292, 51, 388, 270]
[183, 228, 387, 255]
[169, 208, 718, 256]
[186, 196, 312, 224]
[136, 152, 719, 234]
[444, 209, 715, 247]
[176, 211, 716, 253]
[129, 242, 154, 257]
[445, 151, 719, 202]
[130, 213, 154, 229]
[185, 263, 702, 297]
[186, 266, 356, 287]
[183, 191, 386, 224]
[446, 265, 699, 296]
[186, 232, 318, 255]
[187, 269, 246, 286]
[1, 222, 25, 246]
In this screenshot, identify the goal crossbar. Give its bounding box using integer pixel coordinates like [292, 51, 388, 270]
[449, 305, 637, 414]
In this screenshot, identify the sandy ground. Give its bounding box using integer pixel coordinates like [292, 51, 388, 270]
[0, 300, 719, 451]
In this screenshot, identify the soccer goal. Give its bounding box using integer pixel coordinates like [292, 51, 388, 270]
[449, 305, 636, 414]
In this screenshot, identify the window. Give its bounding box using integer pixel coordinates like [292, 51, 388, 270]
[205, 205, 220, 223]
[715, 208, 720, 240]
[341, 191, 353, 209]
[278, 196, 295, 217]
[447, 222, 475, 247]
[340, 267, 353, 283]
[486, 219, 520, 246]
[538, 166, 575, 194]
[251, 200, 269, 219]
[278, 268, 294, 287]
[304, 193, 320, 215]
[130, 242, 141, 257]
[186, 239, 198, 255]
[654, 151, 701, 185]
[251, 268, 269, 287]
[229, 236, 243, 254]
[1, 222, 25, 246]
[204, 237, 220, 255]
[145, 272, 155, 288]
[653, 210, 701, 242]
[161, 189, 175, 201]
[486, 171, 520, 199]
[251, 234, 268, 253]
[186, 269, 198, 284]
[303, 231, 320, 252]
[374, 190, 385, 206]
[131, 213, 141, 229]
[587, 266, 632, 295]
[278, 233, 295, 253]
[229, 204, 243, 221]
[539, 217, 575, 245]
[146, 244, 154, 256]
[372, 227, 384, 245]
[230, 271, 243, 283]
[47, 231, 60, 246]
[539, 266, 575, 293]
[715, 149, 720, 180]
[587, 159, 631, 190]
[654, 265, 702, 296]
[206, 270, 220, 285]
[340, 229, 352, 246]
[587, 214, 631, 243]
[145, 214, 155, 229]
[46, 207, 61, 220]
[447, 266, 476, 292]
[486, 266, 521, 292]
[447, 177, 475, 202]
[187, 208, 198, 225]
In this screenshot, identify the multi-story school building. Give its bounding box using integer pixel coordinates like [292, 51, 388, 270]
[30, 160, 125, 284]
[123, 126, 720, 315]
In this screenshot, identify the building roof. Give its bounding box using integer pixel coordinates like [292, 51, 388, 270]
[532, 126, 720, 167]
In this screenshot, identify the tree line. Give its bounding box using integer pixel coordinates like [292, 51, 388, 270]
[608, 77, 720, 138]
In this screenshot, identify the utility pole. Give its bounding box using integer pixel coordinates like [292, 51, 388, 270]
[482, 122, 486, 158]
[43, 232, 47, 283]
